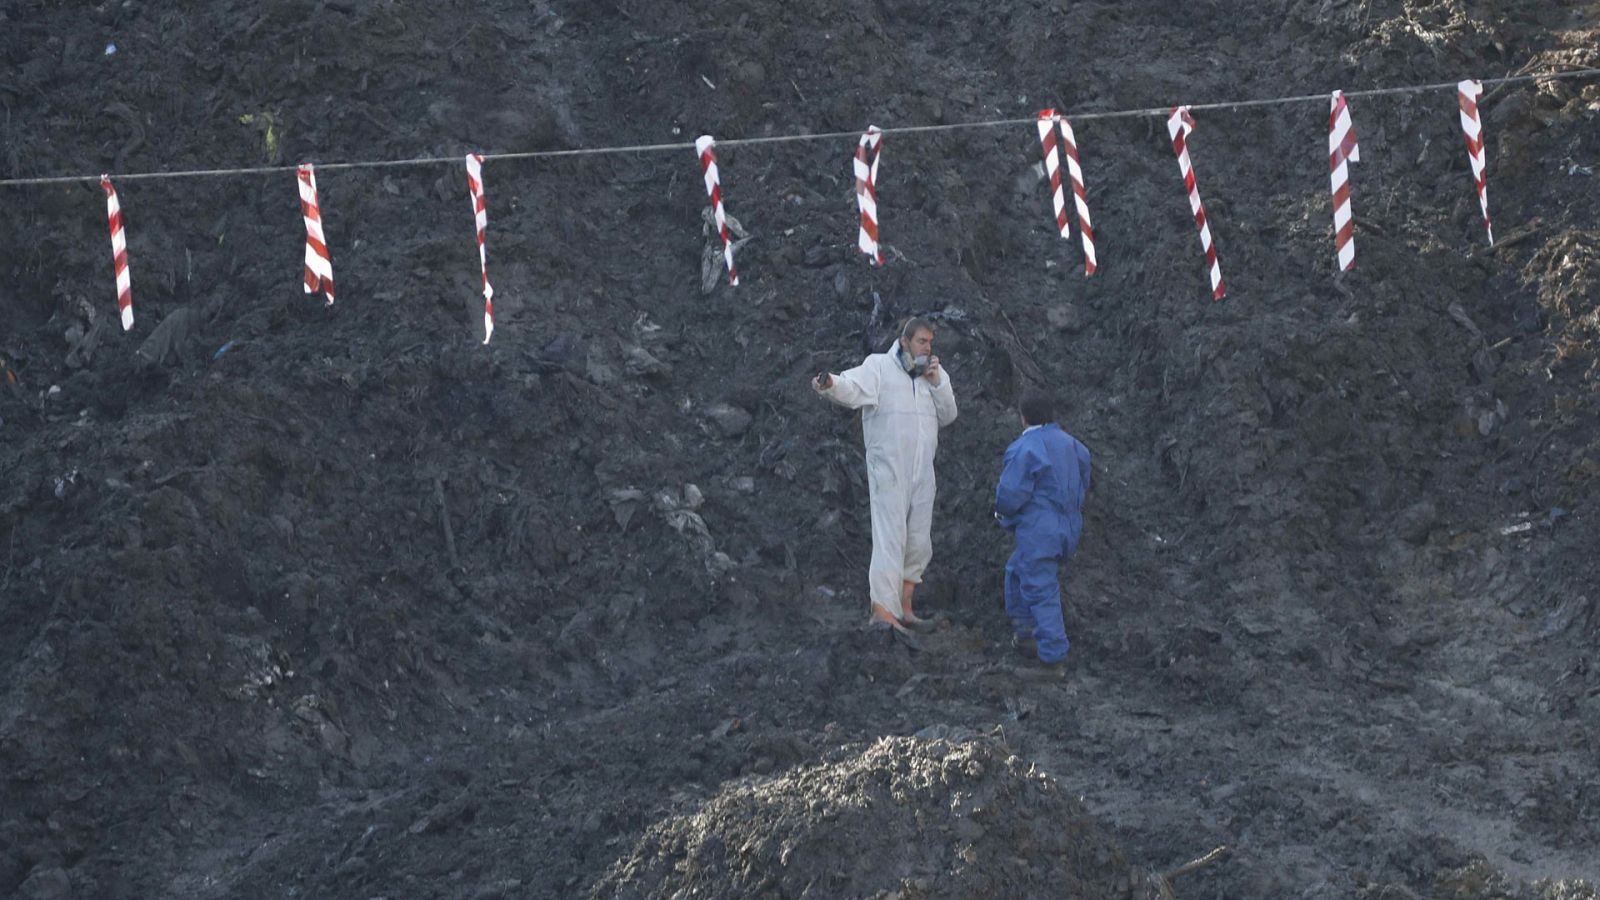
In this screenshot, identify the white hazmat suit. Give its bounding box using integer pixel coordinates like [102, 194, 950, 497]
[823, 343, 958, 620]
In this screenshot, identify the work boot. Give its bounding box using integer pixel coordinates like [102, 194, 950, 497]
[1010, 634, 1038, 659]
[893, 628, 925, 652]
[1016, 656, 1067, 680]
[865, 619, 924, 653]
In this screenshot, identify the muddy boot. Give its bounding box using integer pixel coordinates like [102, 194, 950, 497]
[1010, 634, 1039, 659]
[1016, 656, 1067, 680]
[864, 619, 924, 653]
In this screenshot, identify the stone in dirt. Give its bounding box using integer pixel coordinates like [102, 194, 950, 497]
[705, 401, 754, 438]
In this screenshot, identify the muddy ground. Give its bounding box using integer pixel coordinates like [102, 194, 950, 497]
[3, 0, 1600, 897]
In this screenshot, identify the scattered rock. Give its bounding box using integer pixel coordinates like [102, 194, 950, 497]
[729, 60, 766, 97]
[19, 866, 72, 900]
[65, 317, 107, 369]
[609, 488, 647, 531]
[705, 402, 753, 438]
[1395, 499, 1440, 544]
[585, 348, 620, 386]
[470, 879, 525, 900]
[624, 346, 671, 378]
[1047, 303, 1085, 333]
[1470, 345, 1498, 382]
[134, 307, 204, 369]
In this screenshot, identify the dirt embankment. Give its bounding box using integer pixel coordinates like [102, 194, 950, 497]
[2, 0, 1599, 897]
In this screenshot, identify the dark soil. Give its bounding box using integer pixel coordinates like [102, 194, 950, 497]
[3, 1, 1600, 898]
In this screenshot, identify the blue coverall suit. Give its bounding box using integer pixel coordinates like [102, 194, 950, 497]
[995, 423, 1091, 664]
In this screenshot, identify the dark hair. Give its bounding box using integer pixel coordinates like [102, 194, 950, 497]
[1020, 390, 1056, 426]
[901, 316, 935, 340]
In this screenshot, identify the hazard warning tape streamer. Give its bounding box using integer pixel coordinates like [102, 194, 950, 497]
[1166, 107, 1224, 300]
[1457, 79, 1493, 245]
[464, 153, 495, 344]
[1036, 109, 1097, 276]
[1328, 90, 1361, 271]
[100, 174, 134, 330]
[853, 125, 884, 266]
[297, 164, 335, 305]
[695, 135, 739, 286]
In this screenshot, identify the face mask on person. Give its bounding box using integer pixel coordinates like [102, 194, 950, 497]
[899, 344, 929, 377]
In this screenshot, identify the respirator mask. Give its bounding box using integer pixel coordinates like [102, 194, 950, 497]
[899, 345, 930, 377]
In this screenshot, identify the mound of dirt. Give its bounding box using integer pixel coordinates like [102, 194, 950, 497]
[595, 735, 1137, 900]
[1358, 858, 1600, 900]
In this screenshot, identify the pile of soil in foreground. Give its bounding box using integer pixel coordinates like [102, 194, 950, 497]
[594, 735, 1136, 900]
[1395, 863, 1598, 900]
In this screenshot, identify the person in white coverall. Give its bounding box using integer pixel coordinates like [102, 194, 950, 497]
[813, 317, 958, 638]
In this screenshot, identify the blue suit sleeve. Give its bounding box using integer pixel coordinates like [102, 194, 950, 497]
[995, 443, 1039, 518]
[1076, 441, 1092, 498]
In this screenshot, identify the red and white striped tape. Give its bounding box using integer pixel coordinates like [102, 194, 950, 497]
[1035, 109, 1097, 275]
[854, 125, 884, 265]
[1328, 90, 1361, 271]
[1059, 116, 1098, 275]
[297, 164, 335, 304]
[100, 175, 133, 330]
[695, 135, 739, 286]
[1167, 107, 1224, 300]
[1457, 79, 1493, 245]
[464, 153, 494, 344]
[1036, 112, 1070, 240]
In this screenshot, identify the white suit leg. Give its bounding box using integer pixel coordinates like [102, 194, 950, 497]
[902, 475, 935, 583]
[866, 463, 908, 619]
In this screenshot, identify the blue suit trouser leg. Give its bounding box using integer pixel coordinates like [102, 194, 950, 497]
[1003, 547, 1035, 639]
[1017, 550, 1068, 664]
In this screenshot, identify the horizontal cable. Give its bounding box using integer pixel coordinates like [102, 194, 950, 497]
[2, 66, 1597, 188]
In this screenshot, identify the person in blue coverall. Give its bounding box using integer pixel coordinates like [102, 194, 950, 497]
[995, 390, 1091, 670]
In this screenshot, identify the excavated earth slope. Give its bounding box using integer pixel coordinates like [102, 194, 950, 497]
[2, 1, 1599, 897]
